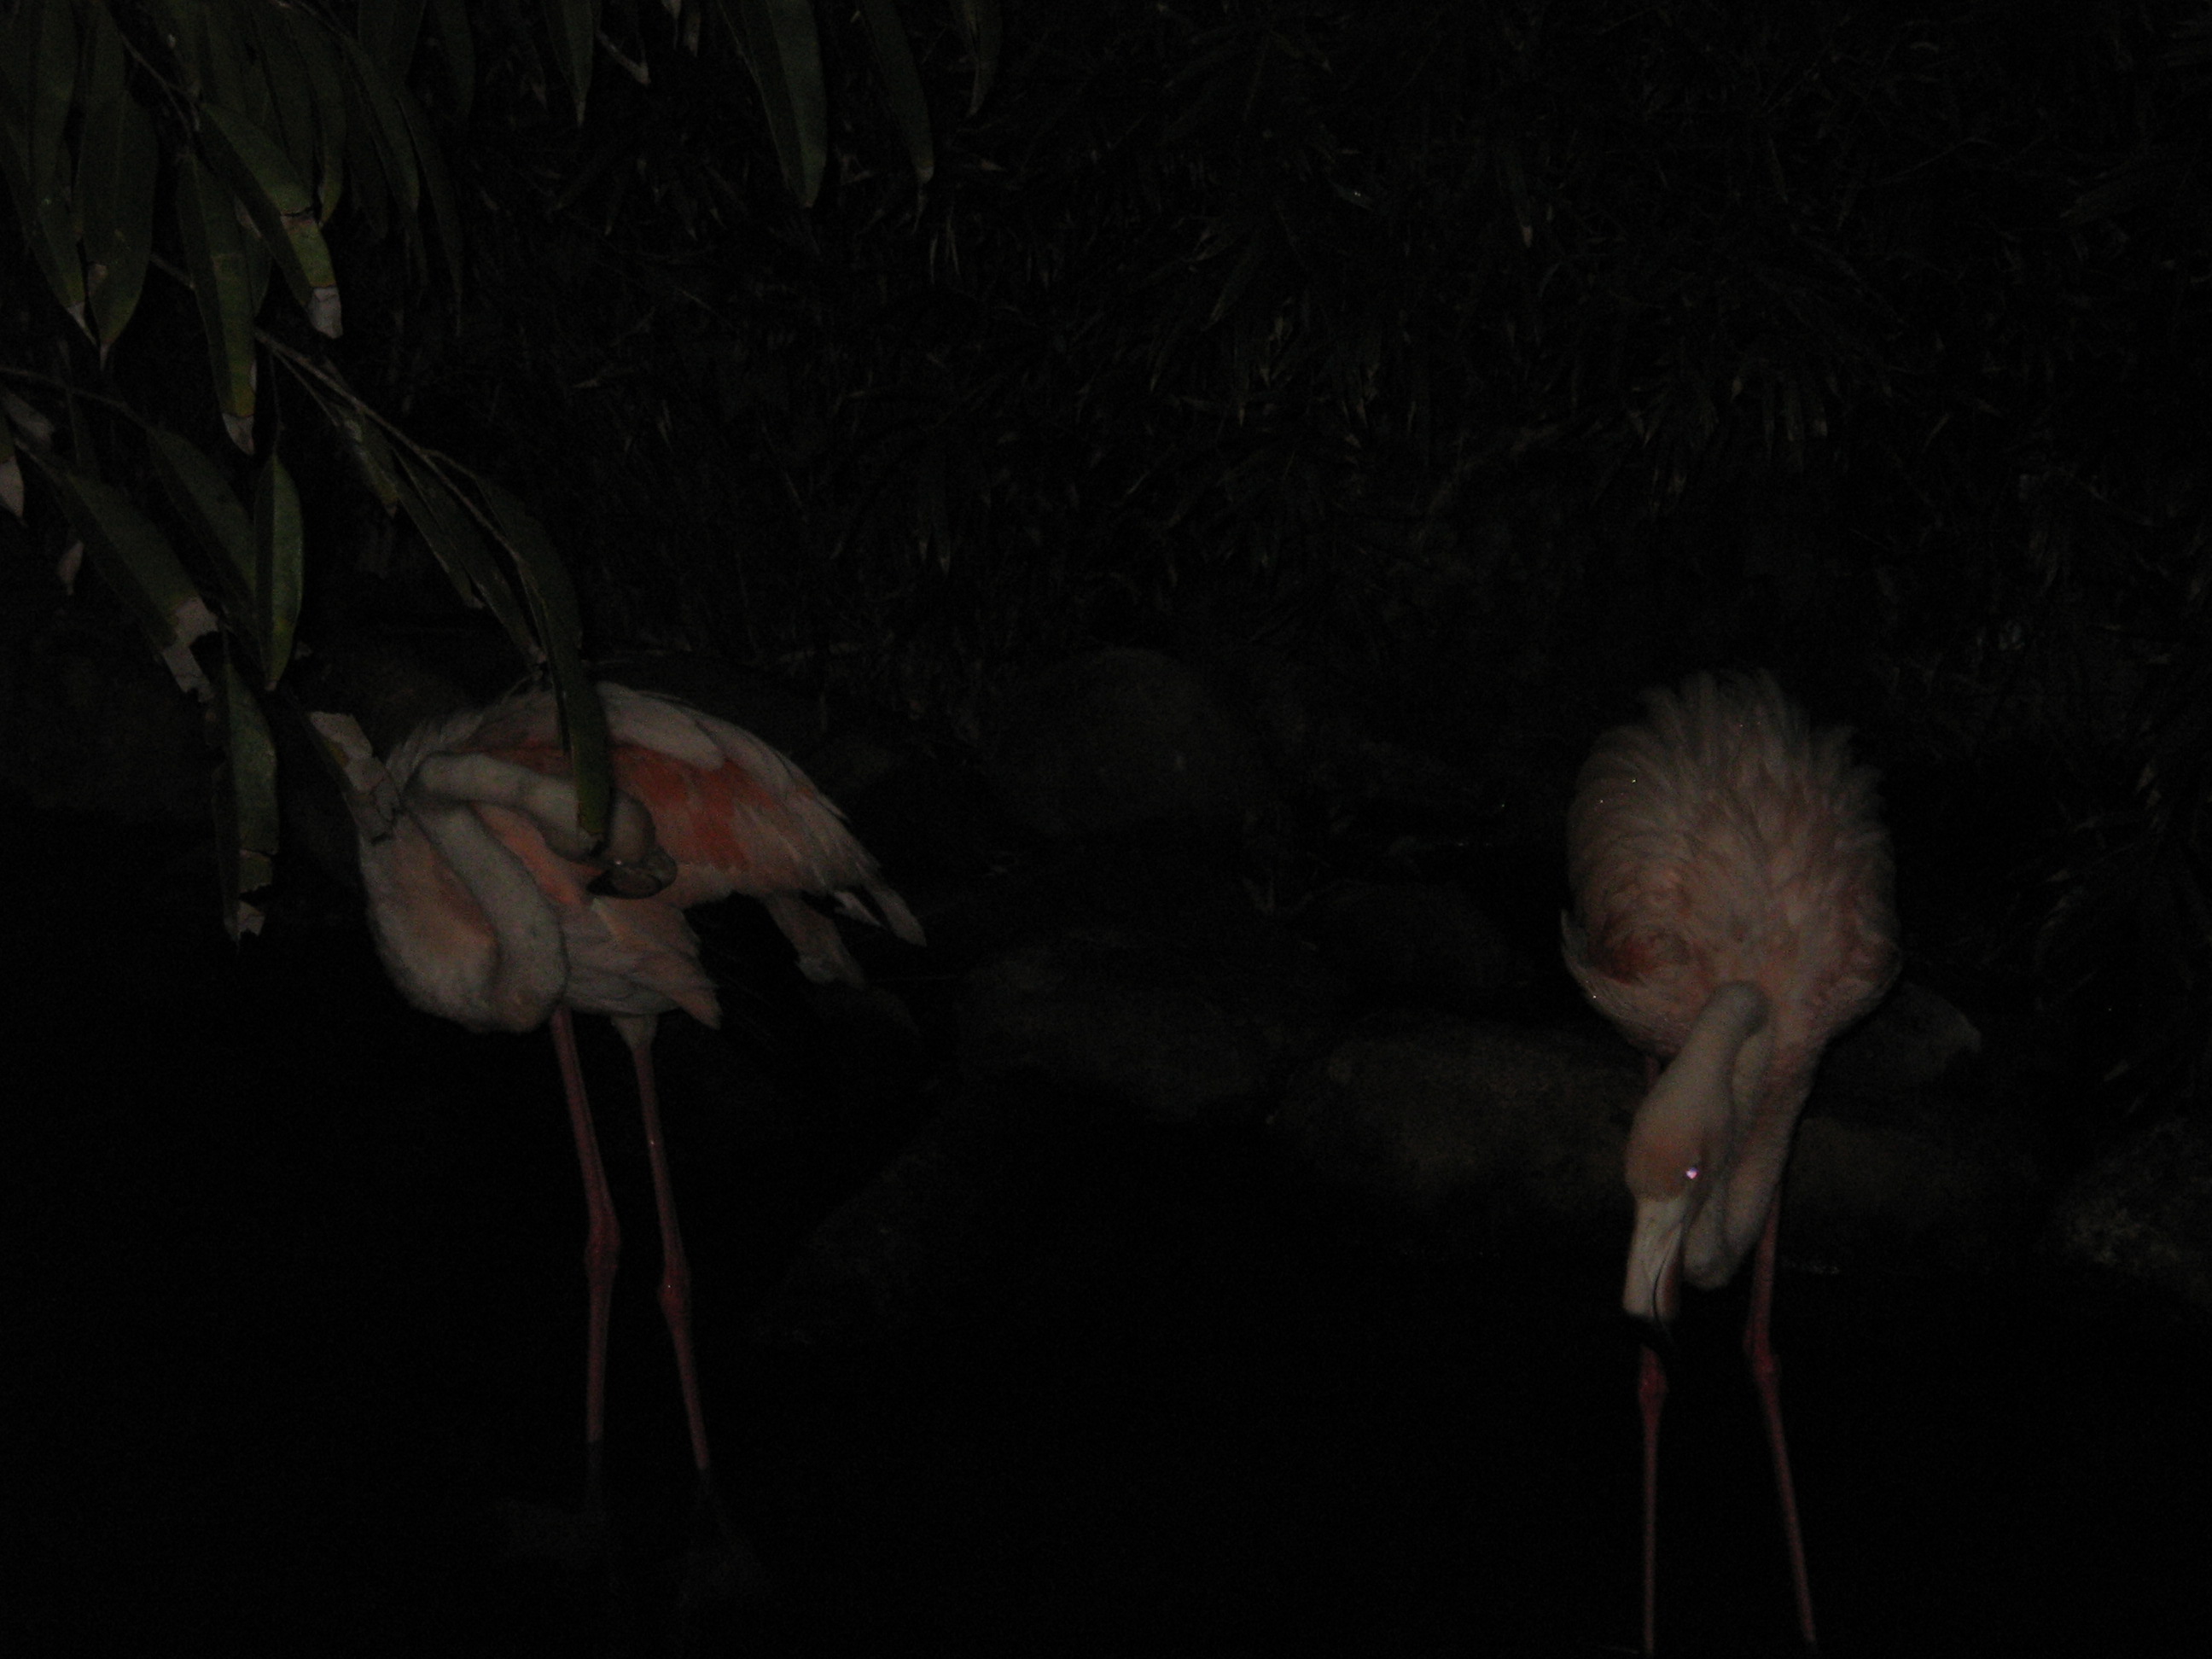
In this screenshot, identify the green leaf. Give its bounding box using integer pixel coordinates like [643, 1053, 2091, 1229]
[544, 0, 601, 126]
[856, 0, 933, 185]
[147, 425, 256, 613]
[10, 0, 78, 192]
[197, 0, 262, 120]
[33, 457, 219, 692]
[341, 33, 420, 220]
[0, 0, 86, 329]
[725, 0, 826, 207]
[74, 4, 160, 350]
[148, 0, 207, 98]
[479, 476, 611, 841]
[394, 455, 538, 658]
[173, 152, 259, 451]
[392, 79, 463, 307]
[427, 0, 476, 121]
[252, 452, 304, 688]
[213, 651, 279, 940]
[246, 0, 323, 197]
[281, 9, 349, 218]
[949, 0, 1000, 115]
[197, 102, 342, 336]
[358, 0, 429, 81]
[0, 415, 21, 521]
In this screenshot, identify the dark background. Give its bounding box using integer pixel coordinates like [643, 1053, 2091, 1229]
[8, 3, 2212, 1654]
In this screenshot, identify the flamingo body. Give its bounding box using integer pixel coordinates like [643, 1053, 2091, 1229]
[355, 678, 921, 1516]
[363, 681, 921, 1031]
[1564, 671, 1897, 1317]
[1563, 671, 1896, 1654]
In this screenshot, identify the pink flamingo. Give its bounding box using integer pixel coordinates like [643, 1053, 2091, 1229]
[355, 679, 923, 1506]
[1563, 672, 1897, 1654]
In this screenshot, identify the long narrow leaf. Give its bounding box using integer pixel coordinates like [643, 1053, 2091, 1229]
[197, 102, 343, 336]
[341, 34, 421, 218]
[147, 426, 256, 614]
[725, 0, 826, 207]
[427, 0, 476, 121]
[394, 455, 539, 657]
[479, 476, 611, 840]
[856, 0, 933, 185]
[253, 452, 305, 688]
[949, 0, 1000, 115]
[75, 4, 160, 351]
[173, 153, 259, 451]
[544, 0, 601, 126]
[247, 0, 323, 197]
[32, 456, 219, 696]
[281, 9, 349, 218]
[213, 651, 279, 940]
[393, 80, 463, 307]
[359, 0, 429, 80]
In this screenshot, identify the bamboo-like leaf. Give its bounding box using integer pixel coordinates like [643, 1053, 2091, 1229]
[196, 0, 262, 121]
[856, 0, 933, 184]
[341, 35, 421, 218]
[725, 0, 826, 207]
[281, 9, 348, 218]
[306, 709, 402, 840]
[359, 0, 429, 80]
[394, 455, 538, 657]
[75, 4, 160, 351]
[479, 476, 611, 840]
[544, 0, 602, 126]
[9, 0, 77, 191]
[427, 0, 476, 121]
[393, 80, 463, 307]
[197, 102, 342, 336]
[32, 455, 219, 695]
[0, 416, 20, 521]
[0, 0, 87, 329]
[253, 451, 304, 688]
[949, 0, 1000, 115]
[147, 425, 256, 613]
[213, 651, 279, 940]
[148, 0, 207, 96]
[247, 0, 323, 196]
[174, 152, 259, 451]
[306, 383, 405, 511]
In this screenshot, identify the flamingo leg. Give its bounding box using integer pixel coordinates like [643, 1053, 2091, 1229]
[618, 1016, 714, 1477]
[550, 1007, 623, 1497]
[1744, 1200, 1818, 1650]
[1639, 1340, 1667, 1656]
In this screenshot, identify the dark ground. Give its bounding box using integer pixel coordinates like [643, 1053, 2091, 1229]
[14, 805, 2209, 1658]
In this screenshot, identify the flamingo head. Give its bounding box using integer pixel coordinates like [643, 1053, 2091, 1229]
[1621, 981, 1776, 1325]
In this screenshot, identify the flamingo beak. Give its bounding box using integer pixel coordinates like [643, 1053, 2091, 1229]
[1624, 1185, 1690, 1325]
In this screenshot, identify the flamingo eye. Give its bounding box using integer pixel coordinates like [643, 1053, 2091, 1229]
[1684, 1165, 1700, 1181]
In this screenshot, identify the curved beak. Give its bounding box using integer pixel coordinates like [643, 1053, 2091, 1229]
[1625, 1187, 1688, 1325]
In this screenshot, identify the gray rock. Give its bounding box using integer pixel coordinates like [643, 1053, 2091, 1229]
[1307, 881, 1525, 1010]
[2051, 1111, 2212, 1313]
[1276, 1017, 1632, 1250]
[961, 898, 1345, 1126]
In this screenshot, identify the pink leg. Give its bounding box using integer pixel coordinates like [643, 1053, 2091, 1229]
[1639, 1342, 1667, 1656]
[550, 1008, 622, 1491]
[1745, 1201, 1818, 1650]
[618, 1016, 714, 1476]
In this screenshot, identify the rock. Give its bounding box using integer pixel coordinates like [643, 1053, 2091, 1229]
[2050, 1112, 2212, 1313]
[986, 648, 1272, 841]
[1307, 880, 1525, 1010]
[1276, 1017, 1632, 1254]
[960, 876, 1345, 1126]
[750, 1074, 1106, 1345]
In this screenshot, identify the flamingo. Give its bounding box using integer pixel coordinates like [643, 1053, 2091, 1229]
[352, 678, 923, 1519]
[1562, 672, 1897, 1654]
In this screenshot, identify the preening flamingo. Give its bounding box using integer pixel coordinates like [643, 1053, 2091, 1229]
[354, 679, 923, 1509]
[1563, 672, 1897, 1654]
